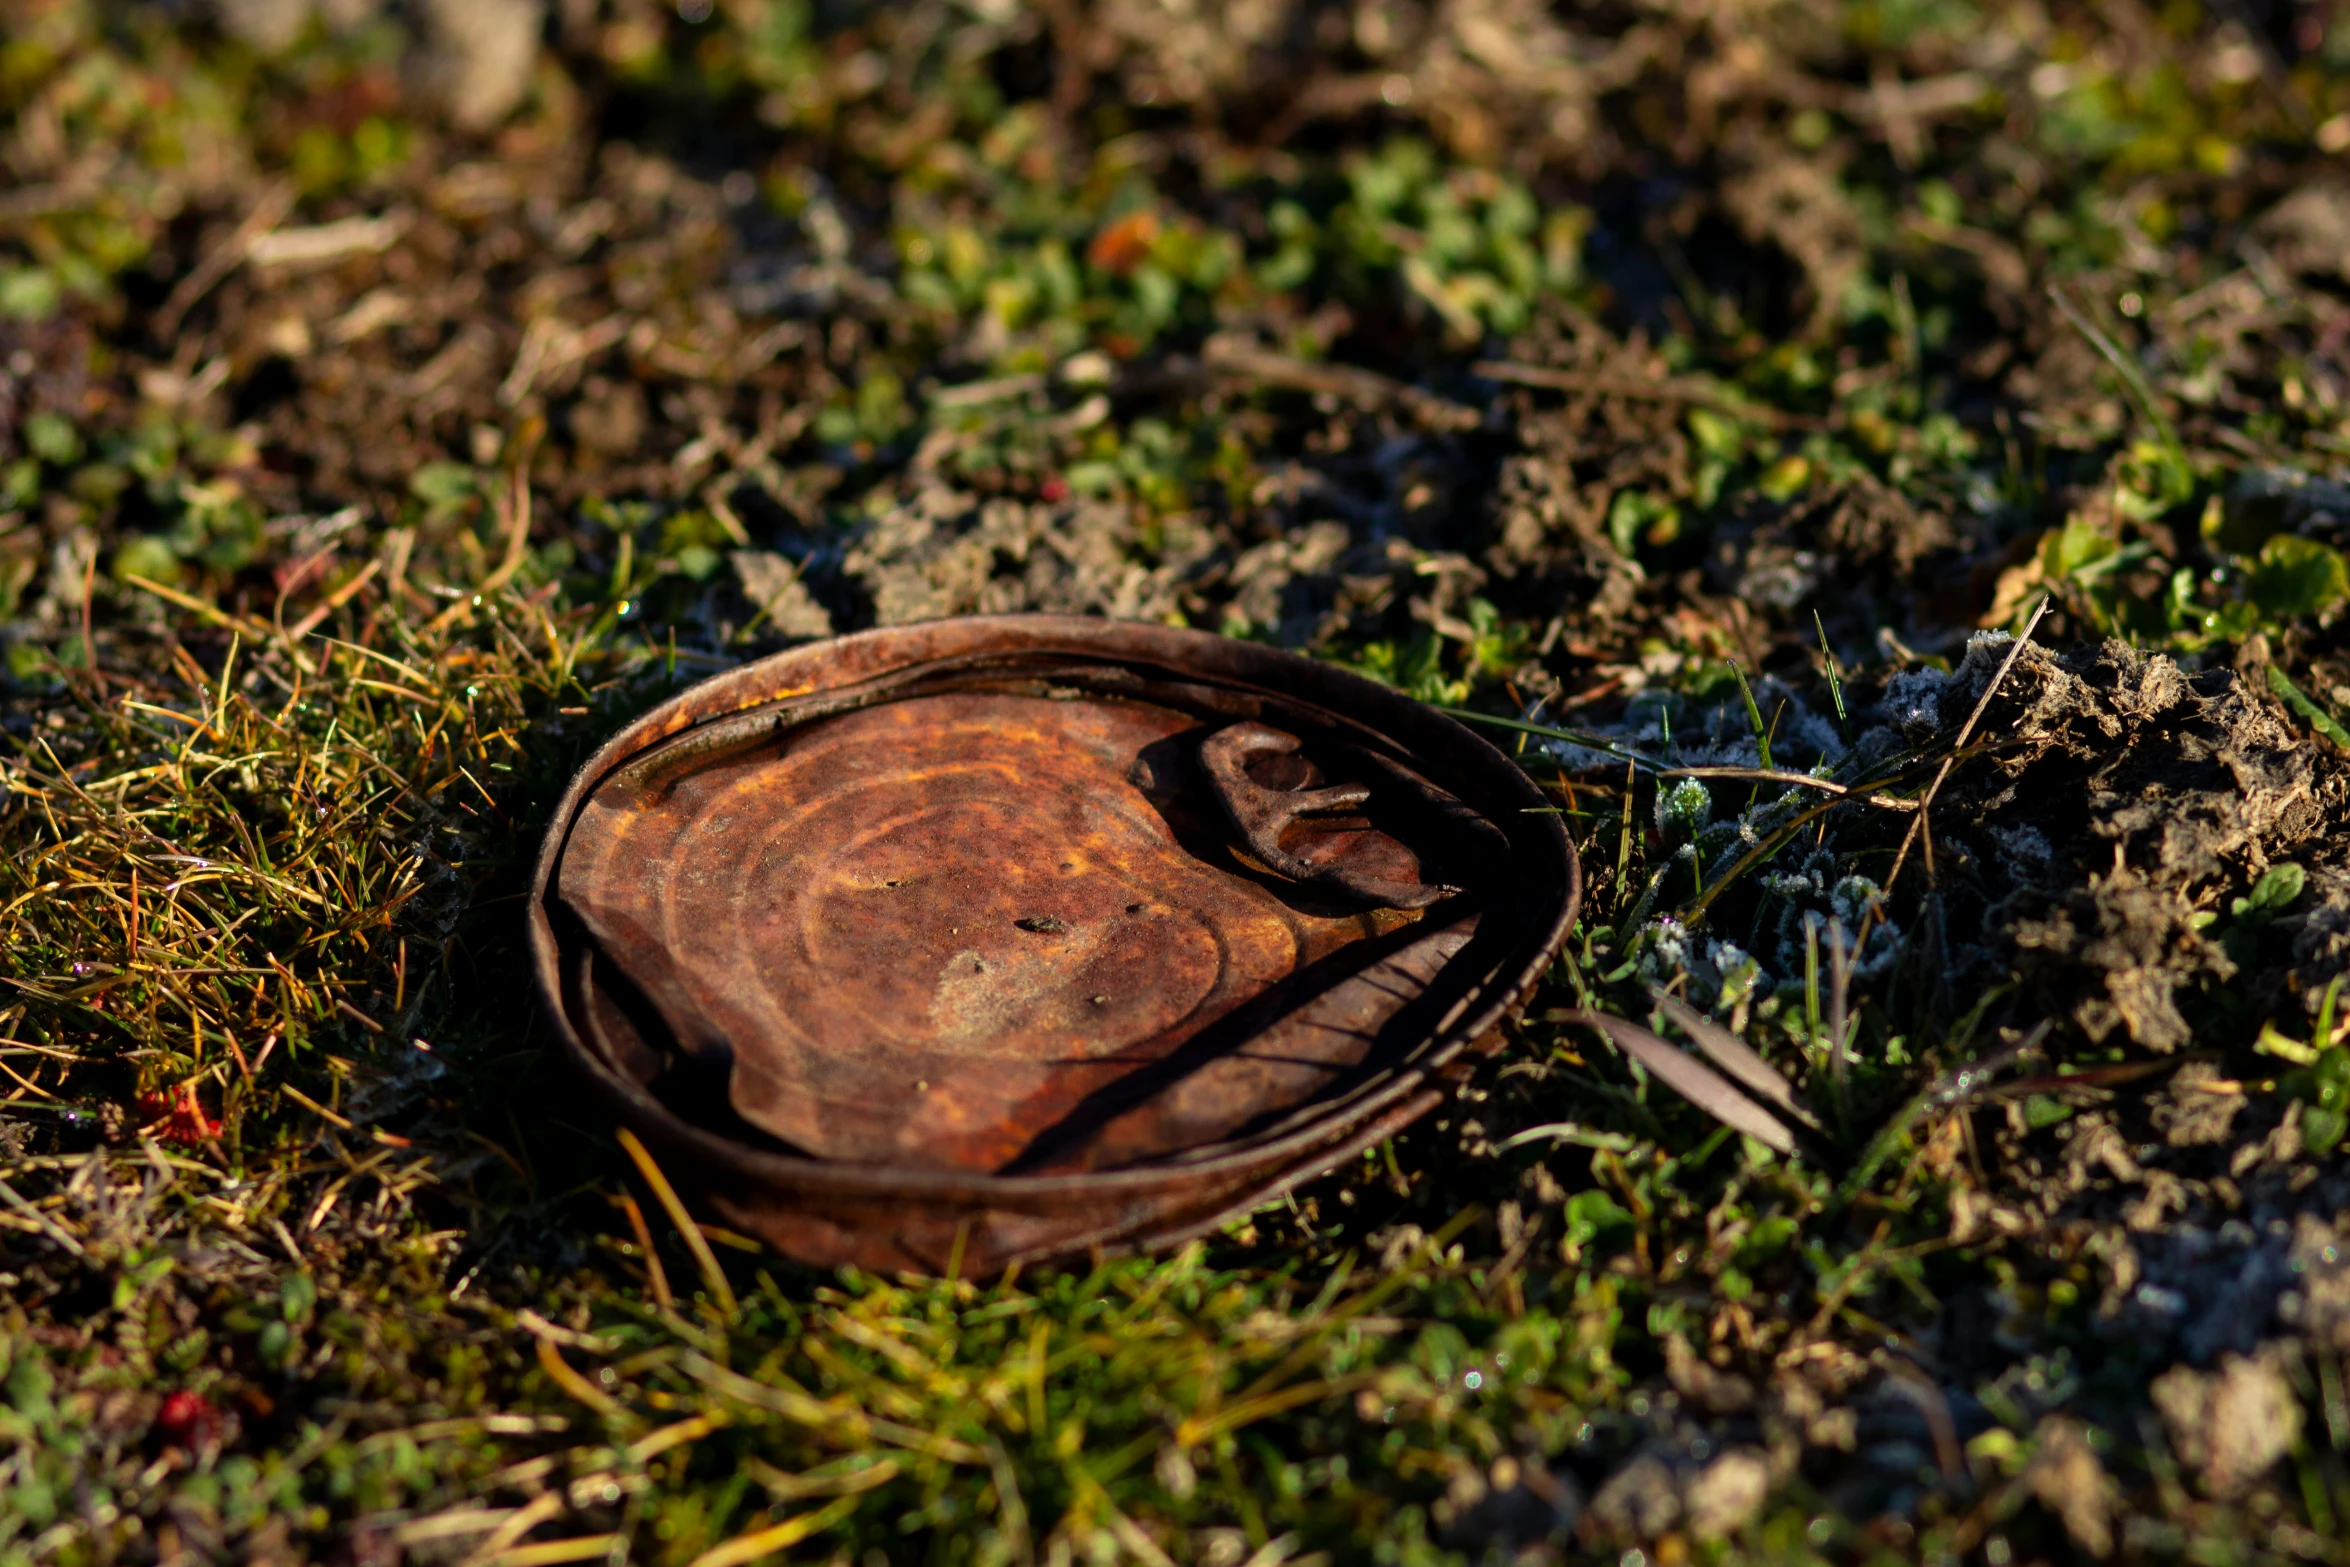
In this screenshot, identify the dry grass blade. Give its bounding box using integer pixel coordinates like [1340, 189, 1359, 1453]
[1660, 765, 1919, 811]
[1826, 917, 1854, 1124]
[1471, 358, 1803, 429]
[617, 1190, 673, 1309]
[1886, 598, 2049, 895]
[1560, 1008, 1797, 1154]
[1202, 338, 1479, 429]
[617, 1127, 739, 1318]
[686, 1496, 863, 1567]
[486, 1536, 625, 1567]
[1650, 991, 1820, 1131]
[1675, 738, 2024, 925]
[1840, 1022, 2053, 1195]
[462, 1491, 566, 1564]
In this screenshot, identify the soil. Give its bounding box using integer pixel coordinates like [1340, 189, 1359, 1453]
[7, 0, 2350, 1560]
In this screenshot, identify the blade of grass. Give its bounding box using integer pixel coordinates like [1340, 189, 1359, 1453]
[1804, 914, 1823, 1067]
[2048, 283, 2189, 489]
[1614, 757, 1635, 913]
[1884, 597, 2048, 897]
[617, 1191, 673, 1310]
[1728, 660, 1772, 770]
[1651, 990, 1820, 1130]
[685, 1494, 862, 1567]
[532, 1338, 632, 1423]
[1561, 1008, 1797, 1155]
[1837, 1022, 2049, 1198]
[1828, 917, 1854, 1130]
[1815, 611, 1849, 741]
[492, 1536, 627, 1566]
[1433, 706, 1652, 767]
[2269, 665, 2350, 749]
[616, 1128, 738, 1319]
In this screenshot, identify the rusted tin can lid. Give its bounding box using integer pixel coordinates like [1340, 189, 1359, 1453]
[530, 616, 1578, 1273]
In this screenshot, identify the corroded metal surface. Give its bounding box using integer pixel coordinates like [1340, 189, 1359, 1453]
[531, 616, 1578, 1274]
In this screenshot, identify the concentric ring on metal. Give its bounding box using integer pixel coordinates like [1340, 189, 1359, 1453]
[530, 616, 1579, 1274]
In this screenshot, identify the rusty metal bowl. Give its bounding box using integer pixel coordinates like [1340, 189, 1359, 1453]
[530, 616, 1578, 1274]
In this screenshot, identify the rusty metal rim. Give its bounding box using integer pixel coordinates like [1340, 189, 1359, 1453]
[530, 615, 1578, 1198]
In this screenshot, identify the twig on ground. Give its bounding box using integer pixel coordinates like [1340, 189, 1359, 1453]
[1662, 765, 1920, 810]
[1885, 596, 2049, 895]
[1471, 358, 1806, 429]
[1650, 990, 1820, 1132]
[1560, 1008, 1799, 1154]
[154, 180, 299, 339]
[1204, 338, 1480, 429]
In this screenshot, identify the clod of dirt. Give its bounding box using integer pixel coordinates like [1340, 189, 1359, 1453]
[2256, 181, 2350, 283]
[1221, 521, 1358, 647]
[728, 551, 834, 642]
[1582, 1444, 1777, 1547]
[2024, 1416, 2117, 1558]
[1586, 1453, 1681, 1542]
[2088, 1170, 2350, 1365]
[1680, 1448, 1771, 1540]
[415, 0, 546, 129]
[2278, 1210, 2350, 1352]
[1710, 474, 1962, 617]
[1440, 1459, 1583, 1552]
[1486, 435, 1646, 627]
[841, 486, 1212, 625]
[213, 0, 338, 54]
[1924, 636, 2337, 1051]
[1665, 1333, 1756, 1414]
[2150, 1062, 2246, 1148]
[2149, 1350, 2303, 1498]
[570, 377, 650, 458]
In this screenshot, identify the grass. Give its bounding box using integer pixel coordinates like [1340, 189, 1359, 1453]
[4, 0, 2350, 1561]
[0, 591, 1990, 1563]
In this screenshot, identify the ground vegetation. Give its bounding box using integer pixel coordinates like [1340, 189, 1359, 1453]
[7, 1, 2350, 1562]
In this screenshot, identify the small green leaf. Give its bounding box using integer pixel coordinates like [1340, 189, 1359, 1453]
[1606, 490, 1679, 556]
[1563, 1190, 1630, 1243]
[2023, 1095, 2075, 1129]
[2248, 534, 2350, 620]
[1735, 1214, 1798, 1265]
[1687, 407, 1744, 462]
[0, 266, 59, 322]
[2041, 511, 2118, 580]
[1728, 661, 1772, 770]
[6, 1359, 51, 1420]
[2303, 1103, 2346, 1155]
[22, 411, 80, 466]
[112, 535, 183, 587]
[2268, 665, 2350, 749]
[407, 461, 478, 513]
[1757, 455, 1810, 503]
[2243, 863, 2307, 916]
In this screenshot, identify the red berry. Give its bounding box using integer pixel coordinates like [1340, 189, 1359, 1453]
[1040, 475, 1069, 504]
[156, 1389, 218, 1446]
[138, 1083, 220, 1146]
